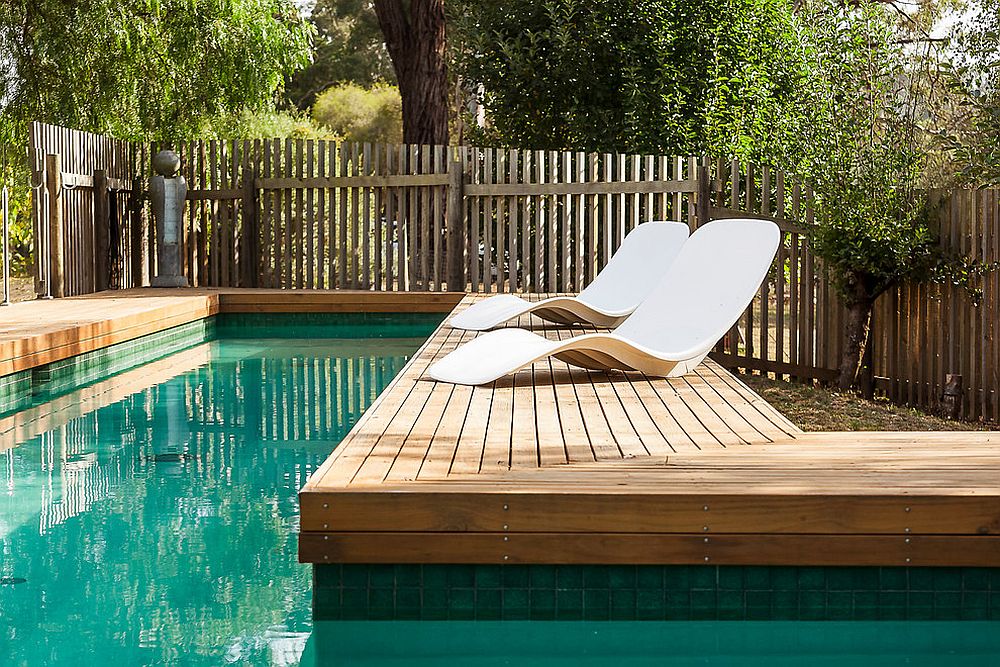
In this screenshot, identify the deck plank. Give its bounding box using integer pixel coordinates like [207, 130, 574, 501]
[301, 294, 1000, 566]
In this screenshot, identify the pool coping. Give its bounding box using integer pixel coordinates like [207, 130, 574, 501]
[0, 288, 464, 378]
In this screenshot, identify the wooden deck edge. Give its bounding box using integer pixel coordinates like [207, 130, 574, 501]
[0, 289, 464, 376]
[297, 490, 1000, 535]
[299, 532, 1000, 567]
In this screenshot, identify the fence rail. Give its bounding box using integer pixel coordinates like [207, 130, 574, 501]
[26, 123, 1000, 421]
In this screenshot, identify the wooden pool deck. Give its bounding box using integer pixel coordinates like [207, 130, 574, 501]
[2, 289, 998, 567]
[300, 294, 1000, 567]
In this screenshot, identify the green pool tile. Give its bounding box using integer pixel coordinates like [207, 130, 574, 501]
[744, 566, 772, 589]
[689, 566, 716, 589]
[934, 591, 962, 610]
[369, 565, 395, 588]
[636, 589, 665, 620]
[826, 568, 858, 591]
[503, 590, 530, 619]
[908, 591, 934, 608]
[341, 564, 370, 588]
[797, 567, 826, 590]
[556, 589, 584, 619]
[446, 565, 475, 587]
[908, 606, 935, 620]
[529, 589, 556, 617]
[395, 588, 421, 619]
[717, 591, 744, 616]
[773, 591, 797, 609]
[583, 589, 611, 620]
[772, 606, 799, 620]
[960, 606, 990, 621]
[394, 564, 421, 584]
[989, 569, 1000, 590]
[502, 566, 529, 588]
[557, 567, 584, 590]
[770, 567, 798, 591]
[690, 590, 717, 613]
[447, 588, 475, 615]
[529, 565, 556, 589]
[909, 568, 936, 591]
[609, 565, 636, 588]
[746, 590, 773, 609]
[476, 589, 502, 620]
[798, 590, 826, 612]
[879, 567, 907, 590]
[934, 569, 963, 592]
[962, 568, 991, 591]
[474, 565, 501, 588]
[718, 567, 744, 590]
[422, 565, 448, 588]
[853, 591, 877, 608]
[422, 588, 448, 610]
[341, 588, 368, 616]
[879, 591, 906, 607]
[636, 565, 664, 590]
[582, 565, 610, 588]
[611, 589, 637, 619]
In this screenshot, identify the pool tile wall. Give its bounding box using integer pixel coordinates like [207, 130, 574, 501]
[313, 564, 1000, 621]
[0, 370, 33, 416]
[0, 318, 216, 417]
[215, 312, 445, 339]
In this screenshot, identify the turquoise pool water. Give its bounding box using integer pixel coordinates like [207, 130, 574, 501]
[3, 323, 999, 665]
[0, 333, 423, 665]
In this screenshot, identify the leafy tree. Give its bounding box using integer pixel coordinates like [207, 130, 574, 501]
[0, 0, 313, 273]
[312, 83, 403, 143]
[286, 0, 396, 109]
[449, 0, 810, 162]
[794, 0, 947, 390]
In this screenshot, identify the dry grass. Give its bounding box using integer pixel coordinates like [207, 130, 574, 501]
[1, 275, 34, 303]
[740, 374, 988, 432]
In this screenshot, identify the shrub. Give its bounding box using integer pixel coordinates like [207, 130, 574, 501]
[195, 109, 339, 140]
[312, 84, 403, 144]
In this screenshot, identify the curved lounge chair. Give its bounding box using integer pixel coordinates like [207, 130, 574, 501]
[448, 221, 690, 330]
[428, 218, 780, 385]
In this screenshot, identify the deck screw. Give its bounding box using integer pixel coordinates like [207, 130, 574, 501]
[905, 507, 911, 513]
[703, 537, 709, 543]
[704, 556, 710, 562]
[323, 523, 328, 529]
[503, 504, 509, 511]
[323, 503, 329, 509]
[904, 527, 911, 533]
[323, 535, 329, 541]
[702, 526, 709, 532]
[323, 555, 328, 560]
[503, 555, 509, 561]
[503, 536, 509, 542]
[503, 524, 508, 530]
[905, 538, 911, 544]
[905, 557, 911, 563]
[703, 505, 709, 511]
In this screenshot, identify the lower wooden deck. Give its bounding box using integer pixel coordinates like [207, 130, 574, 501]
[301, 294, 1000, 567]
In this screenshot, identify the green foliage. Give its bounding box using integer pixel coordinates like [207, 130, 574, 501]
[286, 0, 396, 109]
[195, 110, 339, 140]
[794, 0, 938, 306]
[312, 83, 403, 143]
[0, 0, 313, 144]
[450, 0, 809, 162]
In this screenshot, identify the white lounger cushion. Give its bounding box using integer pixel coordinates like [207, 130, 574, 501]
[428, 218, 780, 385]
[448, 221, 690, 330]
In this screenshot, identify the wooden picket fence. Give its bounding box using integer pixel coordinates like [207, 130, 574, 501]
[28, 122, 146, 296]
[26, 123, 1000, 421]
[871, 188, 1000, 422]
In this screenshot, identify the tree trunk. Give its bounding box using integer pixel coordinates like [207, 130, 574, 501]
[838, 296, 875, 391]
[374, 0, 449, 145]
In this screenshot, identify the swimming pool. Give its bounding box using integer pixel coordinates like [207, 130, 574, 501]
[3, 315, 999, 666]
[0, 326, 428, 665]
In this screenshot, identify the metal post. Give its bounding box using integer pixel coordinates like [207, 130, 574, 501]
[1, 184, 9, 306]
[45, 153, 64, 298]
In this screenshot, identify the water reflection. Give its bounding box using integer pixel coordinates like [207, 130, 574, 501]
[0, 339, 416, 666]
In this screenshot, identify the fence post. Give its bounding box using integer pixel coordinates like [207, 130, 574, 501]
[129, 176, 145, 287]
[241, 166, 259, 287]
[45, 153, 65, 298]
[93, 169, 110, 292]
[446, 148, 466, 292]
[695, 162, 710, 228]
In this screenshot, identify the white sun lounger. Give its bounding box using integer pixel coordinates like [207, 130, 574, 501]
[448, 221, 690, 330]
[428, 218, 780, 385]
